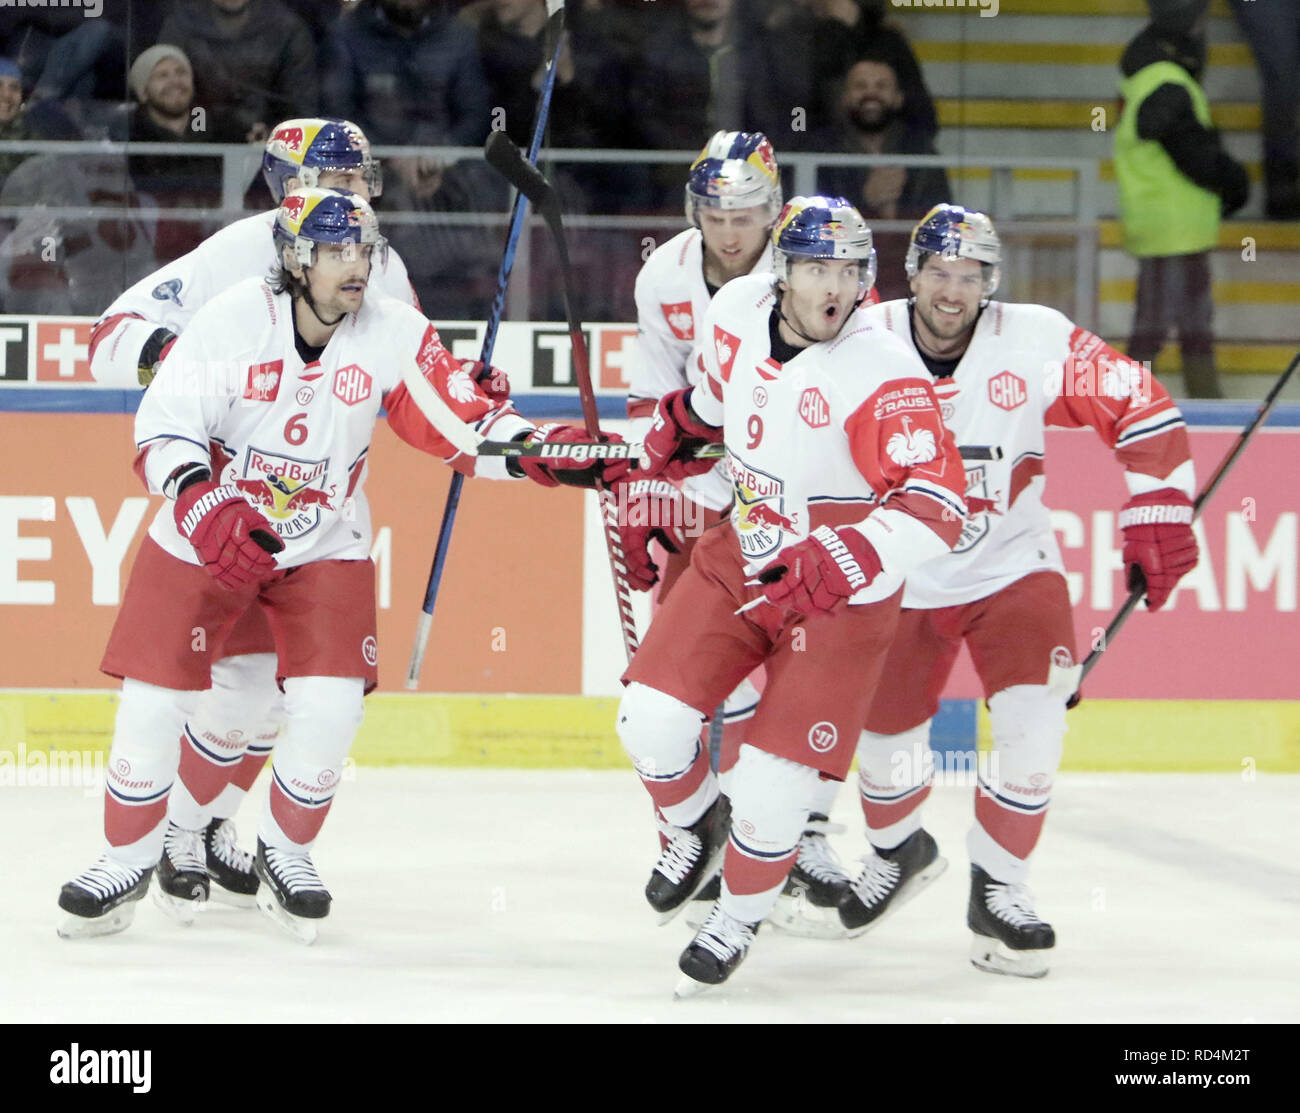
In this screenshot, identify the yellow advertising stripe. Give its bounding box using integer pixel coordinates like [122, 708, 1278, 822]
[5, 691, 1299, 774]
[916, 41, 1251, 68]
[1100, 278, 1300, 305]
[974, 0, 1231, 16]
[978, 699, 1300, 773]
[938, 99, 1259, 131]
[1099, 220, 1300, 251]
[1150, 345, 1298, 375]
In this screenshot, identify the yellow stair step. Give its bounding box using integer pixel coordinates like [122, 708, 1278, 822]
[1099, 220, 1300, 251]
[916, 41, 1252, 68]
[1101, 278, 1300, 304]
[978, 0, 1231, 15]
[938, 99, 1259, 131]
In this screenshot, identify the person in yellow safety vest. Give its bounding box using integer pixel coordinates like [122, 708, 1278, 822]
[1114, 0, 1248, 399]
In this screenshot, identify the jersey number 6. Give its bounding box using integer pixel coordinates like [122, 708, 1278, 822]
[284, 412, 309, 446]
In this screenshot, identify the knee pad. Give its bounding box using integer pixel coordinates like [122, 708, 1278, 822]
[985, 685, 1065, 797]
[727, 744, 821, 856]
[617, 682, 706, 780]
[108, 679, 199, 802]
[856, 720, 933, 795]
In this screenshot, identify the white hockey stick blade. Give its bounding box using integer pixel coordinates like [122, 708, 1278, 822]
[256, 886, 320, 945]
[399, 363, 485, 459]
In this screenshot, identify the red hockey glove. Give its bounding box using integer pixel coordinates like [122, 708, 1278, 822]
[510, 423, 634, 488]
[641, 388, 722, 481]
[756, 525, 883, 617]
[174, 481, 284, 590]
[461, 359, 510, 404]
[612, 478, 688, 591]
[1118, 488, 1198, 611]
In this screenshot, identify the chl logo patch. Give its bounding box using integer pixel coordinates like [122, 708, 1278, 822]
[808, 721, 838, 753]
[798, 388, 830, 429]
[714, 325, 740, 382]
[244, 360, 283, 402]
[988, 370, 1027, 411]
[333, 364, 372, 406]
[661, 301, 694, 341]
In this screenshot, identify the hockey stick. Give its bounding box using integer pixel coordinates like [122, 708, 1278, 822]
[484, 128, 641, 662]
[405, 0, 566, 689]
[1067, 349, 1300, 707]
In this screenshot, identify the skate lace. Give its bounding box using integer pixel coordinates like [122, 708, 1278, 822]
[263, 846, 326, 895]
[695, 905, 757, 963]
[73, 856, 143, 899]
[208, 820, 254, 873]
[654, 818, 702, 886]
[849, 853, 901, 908]
[797, 830, 850, 885]
[985, 881, 1045, 928]
[163, 823, 207, 873]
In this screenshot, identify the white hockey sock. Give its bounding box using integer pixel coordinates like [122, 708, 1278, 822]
[856, 720, 933, 849]
[259, 676, 364, 853]
[719, 745, 820, 924]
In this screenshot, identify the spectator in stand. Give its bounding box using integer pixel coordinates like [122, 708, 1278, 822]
[812, 54, 948, 300]
[158, 0, 319, 144]
[460, 0, 644, 212]
[110, 45, 246, 262]
[322, 0, 491, 149]
[0, 56, 81, 192]
[1227, 0, 1300, 218]
[1115, 1, 1248, 398]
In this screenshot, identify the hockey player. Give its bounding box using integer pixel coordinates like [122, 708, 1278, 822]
[841, 204, 1198, 977]
[624, 132, 868, 934]
[615, 197, 967, 994]
[86, 119, 427, 911]
[58, 189, 627, 942]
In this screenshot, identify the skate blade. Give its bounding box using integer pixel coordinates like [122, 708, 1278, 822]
[208, 885, 258, 910]
[768, 895, 849, 940]
[682, 900, 711, 930]
[255, 886, 319, 945]
[152, 885, 207, 926]
[673, 974, 716, 1000]
[844, 855, 949, 940]
[969, 933, 1050, 979]
[57, 903, 139, 940]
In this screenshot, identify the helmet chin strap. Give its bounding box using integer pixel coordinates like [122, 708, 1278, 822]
[300, 277, 346, 328]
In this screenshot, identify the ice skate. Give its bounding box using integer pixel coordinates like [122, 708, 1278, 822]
[674, 902, 760, 999]
[968, 865, 1055, 979]
[255, 839, 331, 944]
[153, 822, 210, 925]
[204, 818, 259, 907]
[838, 828, 947, 938]
[57, 856, 153, 940]
[646, 795, 730, 925]
[769, 813, 853, 939]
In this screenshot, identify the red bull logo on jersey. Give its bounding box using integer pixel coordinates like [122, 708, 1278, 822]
[243, 360, 283, 402]
[731, 457, 796, 560]
[234, 449, 336, 539]
[661, 301, 694, 341]
[333, 364, 372, 406]
[953, 464, 1002, 554]
[988, 370, 1027, 411]
[799, 387, 830, 429]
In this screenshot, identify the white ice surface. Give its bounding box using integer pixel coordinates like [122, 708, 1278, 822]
[4, 769, 1298, 1023]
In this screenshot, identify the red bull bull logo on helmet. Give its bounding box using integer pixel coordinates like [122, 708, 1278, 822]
[748, 140, 778, 185]
[279, 193, 309, 228]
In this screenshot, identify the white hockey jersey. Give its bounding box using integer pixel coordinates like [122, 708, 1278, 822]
[134, 277, 531, 569]
[625, 228, 774, 512]
[90, 209, 418, 388]
[692, 274, 967, 604]
[863, 299, 1196, 609]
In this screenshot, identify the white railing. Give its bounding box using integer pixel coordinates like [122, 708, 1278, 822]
[0, 140, 1102, 323]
